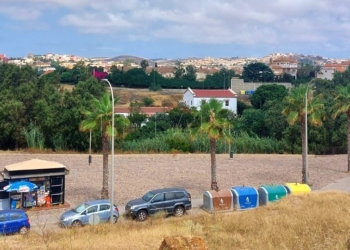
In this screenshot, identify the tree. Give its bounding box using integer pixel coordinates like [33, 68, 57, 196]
[242, 62, 274, 82]
[197, 99, 231, 191]
[183, 65, 197, 82]
[282, 85, 324, 183]
[142, 97, 154, 107]
[140, 60, 149, 71]
[80, 93, 130, 199]
[250, 84, 288, 109]
[332, 85, 350, 172]
[173, 61, 185, 78]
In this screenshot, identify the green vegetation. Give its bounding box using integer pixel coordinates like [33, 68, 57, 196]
[0, 62, 350, 164]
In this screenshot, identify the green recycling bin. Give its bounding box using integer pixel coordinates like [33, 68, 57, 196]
[258, 184, 288, 206]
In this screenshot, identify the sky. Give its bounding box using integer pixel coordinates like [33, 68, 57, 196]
[1, 0, 350, 59]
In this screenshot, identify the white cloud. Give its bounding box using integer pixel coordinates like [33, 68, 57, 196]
[2, 0, 350, 50]
[0, 6, 41, 20]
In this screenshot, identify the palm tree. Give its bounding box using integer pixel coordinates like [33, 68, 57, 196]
[197, 99, 231, 191]
[282, 85, 324, 184]
[333, 85, 350, 172]
[80, 93, 129, 199]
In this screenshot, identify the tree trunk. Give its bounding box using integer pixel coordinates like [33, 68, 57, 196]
[101, 125, 109, 199]
[301, 114, 307, 184]
[210, 138, 218, 191]
[347, 111, 350, 172]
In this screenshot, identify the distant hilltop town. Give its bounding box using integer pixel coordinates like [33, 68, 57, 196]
[0, 52, 350, 81]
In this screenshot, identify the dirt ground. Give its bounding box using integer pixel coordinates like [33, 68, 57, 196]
[0, 153, 348, 207]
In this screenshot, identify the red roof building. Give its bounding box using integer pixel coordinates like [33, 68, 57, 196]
[183, 88, 237, 114]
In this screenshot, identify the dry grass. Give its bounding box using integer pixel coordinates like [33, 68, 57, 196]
[114, 88, 183, 107]
[2, 191, 350, 250]
[59, 84, 184, 107]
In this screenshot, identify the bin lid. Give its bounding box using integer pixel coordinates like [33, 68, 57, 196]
[203, 190, 220, 198]
[231, 186, 258, 196]
[260, 184, 287, 195]
[285, 182, 311, 193]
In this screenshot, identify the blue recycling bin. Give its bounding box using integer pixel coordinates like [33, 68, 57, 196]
[231, 186, 259, 211]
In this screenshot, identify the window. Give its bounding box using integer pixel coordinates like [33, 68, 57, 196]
[9, 213, 21, 220]
[191, 101, 193, 105]
[165, 192, 175, 201]
[99, 204, 110, 211]
[175, 192, 185, 199]
[87, 205, 98, 214]
[225, 100, 229, 106]
[152, 193, 164, 203]
[0, 214, 7, 222]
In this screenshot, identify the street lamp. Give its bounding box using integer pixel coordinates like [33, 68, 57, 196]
[305, 86, 308, 184]
[102, 79, 115, 224]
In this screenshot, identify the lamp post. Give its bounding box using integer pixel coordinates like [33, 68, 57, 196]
[102, 79, 115, 224]
[305, 87, 308, 184]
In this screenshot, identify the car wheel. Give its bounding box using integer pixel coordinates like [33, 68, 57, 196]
[108, 215, 118, 224]
[136, 210, 147, 221]
[71, 220, 82, 228]
[174, 206, 185, 217]
[19, 226, 29, 235]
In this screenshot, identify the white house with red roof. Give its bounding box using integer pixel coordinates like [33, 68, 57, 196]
[316, 61, 350, 80]
[183, 88, 237, 114]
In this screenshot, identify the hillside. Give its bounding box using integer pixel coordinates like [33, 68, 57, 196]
[114, 88, 184, 107]
[105, 55, 155, 66]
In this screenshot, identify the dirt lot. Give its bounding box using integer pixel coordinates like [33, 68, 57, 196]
[0, 153, 348, 207]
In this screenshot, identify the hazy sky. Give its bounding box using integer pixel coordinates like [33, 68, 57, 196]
[1, 0, 350, 59]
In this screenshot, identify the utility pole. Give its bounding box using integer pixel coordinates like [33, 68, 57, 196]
[155, 113, 157, 137]
[305, 86, 308, 184]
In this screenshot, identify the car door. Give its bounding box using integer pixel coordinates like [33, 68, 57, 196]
[97, 204, 110, 222]
[149, 193, 164, 215]
[163, 192, 176, 214]
[80, 205, 98, 225]
[7, 213, 21, 233]
[0, 213, 8, 234]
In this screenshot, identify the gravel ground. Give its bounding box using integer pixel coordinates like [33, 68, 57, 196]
[0, 153, 349, 208]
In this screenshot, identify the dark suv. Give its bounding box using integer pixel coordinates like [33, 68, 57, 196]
[125, 187, 192, 221]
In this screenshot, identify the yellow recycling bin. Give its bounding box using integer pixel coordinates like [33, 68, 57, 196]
[284, 182, 311, 195]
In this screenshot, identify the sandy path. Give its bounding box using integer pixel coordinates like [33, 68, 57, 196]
[0, 153, 348, 207]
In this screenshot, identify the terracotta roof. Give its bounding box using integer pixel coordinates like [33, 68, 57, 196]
[146, 67, 174, 74]
[335, 66, 346, 72]
[190, 89, 237, 98]
[341, 61, 350, 65]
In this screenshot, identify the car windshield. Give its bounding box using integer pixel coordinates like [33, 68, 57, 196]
[142, 191, 156, 202]
[73, 203, 88, 213]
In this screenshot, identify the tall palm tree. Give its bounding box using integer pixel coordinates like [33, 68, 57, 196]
[80, 93, 129, 199]
[197, 99, 231, 191]
[333, 85, 350, 172]
[282, 85, 324, 184]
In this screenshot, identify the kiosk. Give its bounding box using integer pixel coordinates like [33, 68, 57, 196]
[1, 159, 69, 208]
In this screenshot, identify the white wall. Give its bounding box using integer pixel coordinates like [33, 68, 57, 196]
[193, 97, 237, 114]
[317, 69, 335, 80]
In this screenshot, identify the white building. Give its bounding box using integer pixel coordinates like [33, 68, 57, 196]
[183, 87, 237, 114]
